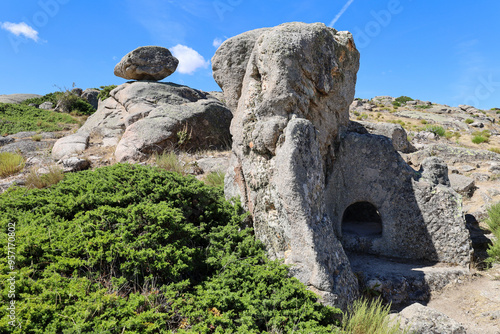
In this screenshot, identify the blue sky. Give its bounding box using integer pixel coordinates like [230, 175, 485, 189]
[0, 0, 499, 109]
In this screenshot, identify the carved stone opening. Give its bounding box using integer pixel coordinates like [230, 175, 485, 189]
[342, 202, 382, 237]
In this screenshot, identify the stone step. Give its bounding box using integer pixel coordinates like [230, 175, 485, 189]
[348, 253, 470, 309]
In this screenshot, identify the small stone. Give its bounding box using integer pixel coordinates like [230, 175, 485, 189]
[62, 157, 90, 172]
[39, 101, 54, 110]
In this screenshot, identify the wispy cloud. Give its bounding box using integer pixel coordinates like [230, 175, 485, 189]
[329, 0, 355, 27]
[0, 22, 39, 42]
[170, 44, 210, 74]
[213, 38, 223, 48]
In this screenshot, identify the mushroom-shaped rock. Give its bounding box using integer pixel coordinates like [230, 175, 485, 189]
[114, 46, 179, 81]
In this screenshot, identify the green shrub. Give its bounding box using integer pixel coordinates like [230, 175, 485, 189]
[22, 92, 60, 106]
[420, 119, 428, 124]
[465, 118, 474, 124]
[395, 96, 413, 104]
[0, 152, 24, 177]
[55, 91, 95, 115]
[204, 171, 225, 188]
[23, 90, 95, 116]
[97, 85, 118, 101]
[415, 105, 431, 109]
[472, 135, 488, 144]
[486, 202, 500, 264]
[472, 130, 491, 144]
[0, 164, 342, 333]
[0, 103, 77, 135]
[392, 101, 401, 108]
[423, 125, 445, 137]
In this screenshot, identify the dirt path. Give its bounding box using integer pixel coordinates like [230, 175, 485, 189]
[426, 264, 500, 334]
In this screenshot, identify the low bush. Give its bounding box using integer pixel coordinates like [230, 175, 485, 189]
[0, 103, 77, 135]
[392, 101, 401, 108]
[97, 85, 118, 101]
[414, 105, 431, 109]
[395, 96, 413, 104]
[423, 125, 445, 137]
[23, 90, 96, 116]
[472, 130, 491, 144]
[472, 135, 488, 144]
[465, 118, 474, 124]
[0, 152, 25, 177]
[486, 202, 500, 264]
[0, 164, 343, 332]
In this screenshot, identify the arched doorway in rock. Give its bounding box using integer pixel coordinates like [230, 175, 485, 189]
[341, 201, 383, 237]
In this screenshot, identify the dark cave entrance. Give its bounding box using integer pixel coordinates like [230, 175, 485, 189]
[342, 202, 383, 237]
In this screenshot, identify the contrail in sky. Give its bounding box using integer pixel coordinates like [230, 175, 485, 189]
[328, 0, 355, 27]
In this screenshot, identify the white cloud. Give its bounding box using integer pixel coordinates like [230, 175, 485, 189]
[213, 38, 223, 48]
[0, 22, 39, 42]
[170, 44, 210, 75]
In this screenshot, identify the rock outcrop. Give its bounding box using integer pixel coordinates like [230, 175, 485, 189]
[114, 46, 179, 81]
[214, 22, 361, 309]
[215, 22, 472, 309]
[53, 81, 232, 162]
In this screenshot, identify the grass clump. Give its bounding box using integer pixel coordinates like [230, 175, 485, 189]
[0, 103, 77, 135]
[489, 147, 500, 154]
[0, 152, 25, 177]
[342, 298, 405, 334]
[486, 202, 500, 264]
[465, 118, 474, 124]
[423, 125, 445, 137]
[31, 134, 43, 141]
[25, 166, 65, 189]
[0, 164, 342, 333]
[414, 105, 431, 109]
[155, 151, 186, 175]
[204, 171, 225, 188]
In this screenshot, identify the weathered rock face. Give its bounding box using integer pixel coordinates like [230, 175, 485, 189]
[114, 46, 179, 81]
[53, 81, 232, 162]
[326, 131, 472, 266]
[216, 22, 361, 309]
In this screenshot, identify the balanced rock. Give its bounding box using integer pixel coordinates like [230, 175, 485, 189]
[114, 46, 179, 81]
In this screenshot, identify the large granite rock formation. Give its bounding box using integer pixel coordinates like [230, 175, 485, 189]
[214, 22, 472, 309]
[213, 22, 361, 309]
[52, 81, 232, 161]
[114, 46, 179, 81]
